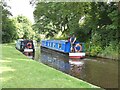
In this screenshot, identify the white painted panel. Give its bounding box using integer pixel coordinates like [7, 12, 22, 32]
[69, 53, 85, 56]
[24, 49, 33, 52]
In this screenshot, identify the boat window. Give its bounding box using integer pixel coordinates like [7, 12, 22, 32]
[53, 43, 55, 47]
[18, 41, 21, 45]
[50, 43, 52, 47]
[58, 44, 62, 49]
[49, 43, 51, 47]
[51, 43, 53, 47]
[45, 42, 47, 46]
[48, 42, 49, 46]
[49, 42, 50, 46]
[21, 41, 24, 48]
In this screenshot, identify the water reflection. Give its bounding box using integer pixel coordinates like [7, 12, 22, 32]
[41, 49, 70, 73]
[40, 47, 118, 88]
[69, 59, 85, 79]
[40, 48, 87, 80]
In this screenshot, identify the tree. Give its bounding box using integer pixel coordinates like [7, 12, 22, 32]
[33, 2, 88, 38]
[2, 1, 17, 43]
[13, 15, 35, 40]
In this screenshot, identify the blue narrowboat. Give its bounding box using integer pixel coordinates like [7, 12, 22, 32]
[41, 40, 85, 58]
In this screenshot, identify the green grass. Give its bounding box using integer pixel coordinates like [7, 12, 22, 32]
[0, 44, 101, 88]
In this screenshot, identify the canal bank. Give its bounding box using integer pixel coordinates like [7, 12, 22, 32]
[85, 52, 118, 60]
[0, 44, 100, 88]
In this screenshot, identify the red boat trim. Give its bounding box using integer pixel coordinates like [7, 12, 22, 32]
[69, 56, 83, 59]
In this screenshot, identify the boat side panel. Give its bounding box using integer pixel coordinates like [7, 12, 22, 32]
[41, 40, 85, 53]
[65, 42, 71, 53]
[41, 40, 69, 53]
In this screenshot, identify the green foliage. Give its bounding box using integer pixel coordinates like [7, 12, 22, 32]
[100, 41, 118, 59]
[13, 15, 35, 40]
[2, 2, 17, 43]
[54, 36, 68, 40]
[90, 45, 102, 56]
[2, 18, 17, 43]
[2, 0, 36, 43]
[33, 2, 88, 39]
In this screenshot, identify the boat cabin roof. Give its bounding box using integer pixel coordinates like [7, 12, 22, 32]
[42, 40, 85, 44]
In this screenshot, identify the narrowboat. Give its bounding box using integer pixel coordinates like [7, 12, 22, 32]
[16, 39, 35, 59]
[41, 40, 85, 59]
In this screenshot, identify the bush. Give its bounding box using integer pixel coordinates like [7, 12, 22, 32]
[100, 41, 118, 59]
[53, 36, 68, 40]
[90, 45, 102, 56]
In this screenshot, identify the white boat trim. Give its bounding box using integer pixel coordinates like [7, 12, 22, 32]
[24, 49, 33, 52]
[69, 53, 85, 56]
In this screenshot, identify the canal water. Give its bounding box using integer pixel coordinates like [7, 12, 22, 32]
[34, 47, 118, 89]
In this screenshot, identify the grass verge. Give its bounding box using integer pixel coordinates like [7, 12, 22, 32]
[0, 44, 101, 88]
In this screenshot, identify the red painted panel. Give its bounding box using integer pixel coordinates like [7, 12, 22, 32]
[69, 56, 82, 59]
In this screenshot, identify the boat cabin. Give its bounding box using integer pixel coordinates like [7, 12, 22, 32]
[41, 40, 85, 53]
